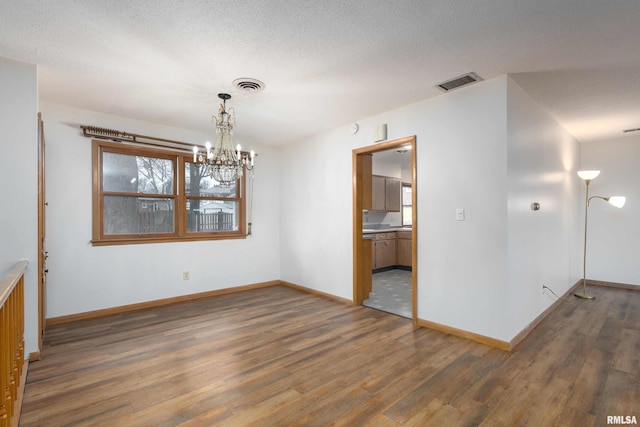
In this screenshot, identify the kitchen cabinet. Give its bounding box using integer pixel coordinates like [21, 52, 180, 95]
[371, 176, 386, 211]
[371, 175, 400, 212]
[374, 232, 396, 269]
[362, 237, 373, 299]
[396, 231, 412, 267]
[385, 177, 401, 211]
[369, 230, 411, 270]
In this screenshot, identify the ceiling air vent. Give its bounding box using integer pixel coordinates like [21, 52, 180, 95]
[233, 78, 265, 93]
[436, 72, 482, 92]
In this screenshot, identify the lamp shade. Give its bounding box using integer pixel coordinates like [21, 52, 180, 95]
[608, 196, 626, 208]
[577, 170, 600, 180]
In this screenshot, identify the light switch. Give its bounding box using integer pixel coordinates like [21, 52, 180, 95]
[456, 208, 465, 221]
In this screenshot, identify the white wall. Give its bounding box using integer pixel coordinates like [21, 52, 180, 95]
[580, 135, 640, 286]
[505, 77, 582, 338]
[41, 103, 281, 318]
[416, 78, 509, 340]
[280, 76, 511, 340]
[0, 57, 39, 355]
[280, 75, 583, 343]
[278, 129, 354, 299]
[372, 158, 401, 177]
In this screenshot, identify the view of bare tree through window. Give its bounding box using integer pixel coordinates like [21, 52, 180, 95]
[136, 156, 174, 194]
[102, 152, 175, 235]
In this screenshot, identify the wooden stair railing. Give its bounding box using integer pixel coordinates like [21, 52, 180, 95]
[0, 261, 27, 427]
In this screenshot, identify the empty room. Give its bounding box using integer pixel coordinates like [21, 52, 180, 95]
[1, 1, 639, 426]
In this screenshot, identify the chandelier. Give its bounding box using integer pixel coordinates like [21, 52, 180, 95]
[192, 93, 254, 187]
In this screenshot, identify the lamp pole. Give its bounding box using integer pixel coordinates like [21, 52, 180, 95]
[575, 170, 625, 299]
[576, 179, 595, 299]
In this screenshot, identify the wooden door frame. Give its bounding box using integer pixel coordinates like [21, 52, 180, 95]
[37, 113, 46, 358]
[352, 135, 417, 322]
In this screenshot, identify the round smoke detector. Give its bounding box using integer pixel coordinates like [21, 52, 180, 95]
[233, 78, 265, 93]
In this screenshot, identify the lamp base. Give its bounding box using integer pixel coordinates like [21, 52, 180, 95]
[574, 292, 595, 300]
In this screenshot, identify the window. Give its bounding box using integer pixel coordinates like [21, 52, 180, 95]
[402, 183, 412, 226]
[184, 162, 240, 233]
[92, 140, 246, 245]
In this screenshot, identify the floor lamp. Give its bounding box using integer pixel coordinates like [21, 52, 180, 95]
[576, 170, 626, 299]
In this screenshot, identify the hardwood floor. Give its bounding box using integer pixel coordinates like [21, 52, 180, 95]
[20, 285, 639, 426]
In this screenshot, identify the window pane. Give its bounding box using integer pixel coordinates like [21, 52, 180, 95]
[103, 152, 174, 194]
[186, 199, 238, 232]
[402, 206, 412, 226]
[104, 195, 175, 235]
[185, 162, 238, 197]
[402, 185, 412, 205]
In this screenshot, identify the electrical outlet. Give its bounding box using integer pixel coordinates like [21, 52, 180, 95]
[183, 271, 190, 281]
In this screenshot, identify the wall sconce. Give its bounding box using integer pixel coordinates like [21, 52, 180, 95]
[576, 170, 626, 299]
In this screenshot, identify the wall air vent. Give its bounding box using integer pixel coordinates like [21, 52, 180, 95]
[436, 72, 482, 92]
[233, 78, 265, 93]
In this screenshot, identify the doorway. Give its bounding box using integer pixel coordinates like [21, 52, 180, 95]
[352, 136, 417, 321]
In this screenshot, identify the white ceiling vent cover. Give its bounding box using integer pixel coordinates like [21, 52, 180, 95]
[233, 78, 265, 93]
[436, 72, 482, 92]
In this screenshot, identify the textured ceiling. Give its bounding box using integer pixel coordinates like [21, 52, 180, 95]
[1, 0, 639, 146]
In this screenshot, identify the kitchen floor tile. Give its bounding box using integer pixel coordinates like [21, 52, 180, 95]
[363, 269, 412, 318]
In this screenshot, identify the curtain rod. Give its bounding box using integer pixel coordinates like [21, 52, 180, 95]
[80, 125, 258, 156]
[81, 125, 199, 152]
